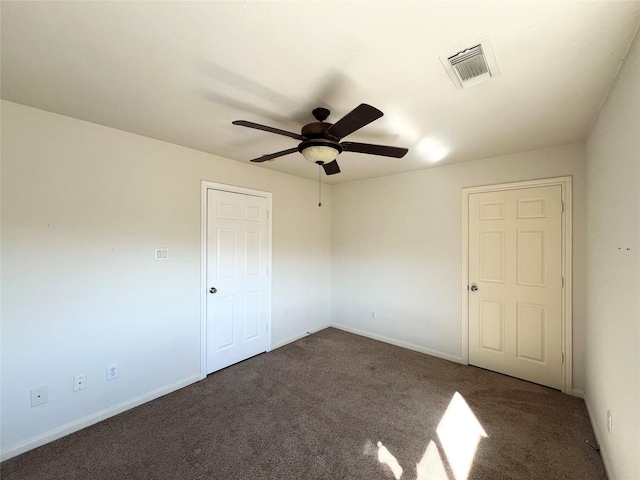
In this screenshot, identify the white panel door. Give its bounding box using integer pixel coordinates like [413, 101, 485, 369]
[206, 189, 269, 374]
[468, 185, 562, 389]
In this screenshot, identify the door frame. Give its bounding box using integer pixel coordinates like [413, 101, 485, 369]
[200, 181, 273, 379]
[461, 176, 573, 393]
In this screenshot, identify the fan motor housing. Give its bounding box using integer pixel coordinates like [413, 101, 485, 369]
[301, 122, 332, 139]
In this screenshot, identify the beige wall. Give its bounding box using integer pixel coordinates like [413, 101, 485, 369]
[0, 100, 333, 457]
[331, 143, 587, 387]
[585, 27, 640, 479]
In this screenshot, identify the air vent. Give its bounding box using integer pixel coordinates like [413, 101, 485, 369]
[439, 37, 500, 89]
[449, 45, 489, 81]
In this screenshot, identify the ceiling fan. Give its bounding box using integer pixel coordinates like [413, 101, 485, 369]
[232, 104, 409, 175]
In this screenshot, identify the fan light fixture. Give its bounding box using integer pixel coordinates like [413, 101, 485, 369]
[301, 145, 339, 164]
[299, 141, 342, 164]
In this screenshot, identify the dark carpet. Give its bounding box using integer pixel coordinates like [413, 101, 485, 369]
[1, 328, 606, 479]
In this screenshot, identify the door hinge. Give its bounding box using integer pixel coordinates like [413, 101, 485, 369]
[561, 352, 565, 364]
[561, 201, 565, 213]
[267, 210, 270, 220]
[561, 276, 565, 288]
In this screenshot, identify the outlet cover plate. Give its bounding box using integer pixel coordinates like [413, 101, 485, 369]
[31, 386, 48, 407]
[107, 363, 119, 381]
[74, 374, 87, 391]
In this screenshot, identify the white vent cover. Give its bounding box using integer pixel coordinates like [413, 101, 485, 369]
[439, 37, 500, 89]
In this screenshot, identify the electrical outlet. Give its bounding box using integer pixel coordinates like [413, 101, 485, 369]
[107, 363, 119, 381]
[607, 410, 612, 435]
[73, 374, 87, 391]
[31, 386, 48, 407]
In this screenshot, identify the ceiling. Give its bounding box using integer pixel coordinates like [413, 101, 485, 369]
[2, 2, 639, 185]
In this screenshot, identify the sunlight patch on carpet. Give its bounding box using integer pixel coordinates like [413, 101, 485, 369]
[376, 441, 403, 479]
[416, 440, 449, 480]
[436, 392, 488, 480]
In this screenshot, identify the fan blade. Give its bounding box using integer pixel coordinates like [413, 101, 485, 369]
[324, 104, 383, 140]
[322, 160, 341, 175]
[232, 120, 304, 140]
[341, 142, 408, 158]
[249, 148, 299, 163]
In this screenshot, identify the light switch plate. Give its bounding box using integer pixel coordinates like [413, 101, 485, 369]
[154, 248, 169, 261]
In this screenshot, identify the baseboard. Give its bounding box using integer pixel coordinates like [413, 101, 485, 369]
[581, 392, 613, 480]
[572, 388, 585, 399]
[271, 324, 331, 350]
[331, 323, 464, 364]
[1, 373, 201, 462]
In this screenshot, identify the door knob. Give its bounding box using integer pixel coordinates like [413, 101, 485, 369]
[470, 284, 478, 292]
[209, 287, 218, 294]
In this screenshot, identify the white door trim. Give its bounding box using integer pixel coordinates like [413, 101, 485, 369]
[200, 181, 273, 379]
[461, 176, 573, 393]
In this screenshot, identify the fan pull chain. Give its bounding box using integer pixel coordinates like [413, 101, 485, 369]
[318, 164, 322, 207]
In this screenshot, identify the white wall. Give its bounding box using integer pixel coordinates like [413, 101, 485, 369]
[331, 144, 587, 386]
[585, 27, 640, 479]
[0, 100, 332, 457]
